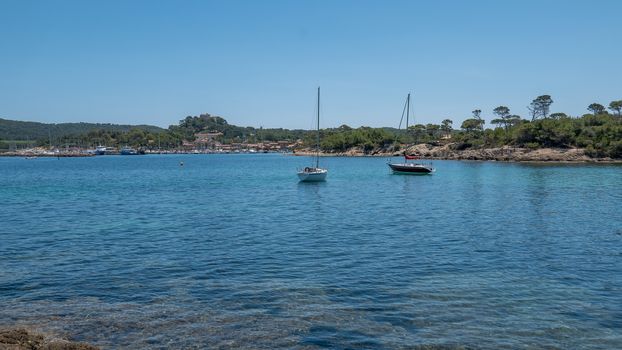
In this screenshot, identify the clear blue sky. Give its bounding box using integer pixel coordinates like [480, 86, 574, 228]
[1, 0, 621, 129]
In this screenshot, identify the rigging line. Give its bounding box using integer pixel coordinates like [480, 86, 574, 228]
[398, 95, 408, 130]
[391, 94, 410, 161]
[406, 93, 410, 131]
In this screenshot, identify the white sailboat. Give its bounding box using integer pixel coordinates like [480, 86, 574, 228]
[297, 87, 328, 182]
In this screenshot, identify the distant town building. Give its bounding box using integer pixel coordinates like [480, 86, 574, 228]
[192, 131, 223, 149]
[181, 131, 297, 153]
[195, 132, 223, 143]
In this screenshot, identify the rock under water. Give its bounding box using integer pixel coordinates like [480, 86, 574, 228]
[0, 328, 99, 350]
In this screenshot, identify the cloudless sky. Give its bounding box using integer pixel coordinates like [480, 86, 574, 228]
[1, 0, 621, 129]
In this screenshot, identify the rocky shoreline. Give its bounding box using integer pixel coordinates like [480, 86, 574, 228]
[0, 328, 99, 350]
[0, 153, 95, 158]
[293, 143, 622, 163]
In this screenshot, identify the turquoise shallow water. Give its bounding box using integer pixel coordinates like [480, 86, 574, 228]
[1, 154, 621, 349]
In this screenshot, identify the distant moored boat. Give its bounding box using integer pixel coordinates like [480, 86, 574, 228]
[297, 87, 328, 182]
[388, 159, 434, 174]
[387, 93, 434, 175]
[120, 146, 139, 155]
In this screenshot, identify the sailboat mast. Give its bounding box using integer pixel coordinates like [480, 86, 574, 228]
[316, 86, 320, 168]
[406, 93, 410, 130]
[406, 93, 411, 163]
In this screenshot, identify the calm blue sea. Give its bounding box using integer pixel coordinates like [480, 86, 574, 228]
[1, 154, 621, 349]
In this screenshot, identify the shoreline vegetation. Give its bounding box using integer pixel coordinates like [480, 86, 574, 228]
[2, 95, 621, 162]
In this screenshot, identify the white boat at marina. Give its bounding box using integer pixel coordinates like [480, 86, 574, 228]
[120, 146, 139, 155]
[95, 145, 108, 155]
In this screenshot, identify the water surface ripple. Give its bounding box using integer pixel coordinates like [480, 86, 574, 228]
[1, 155, 621, 349]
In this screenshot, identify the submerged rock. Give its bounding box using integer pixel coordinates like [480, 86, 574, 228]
[0, 328, 99, 350]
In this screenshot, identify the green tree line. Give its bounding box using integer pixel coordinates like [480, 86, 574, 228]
[2, 96, 622, 157]
[451, 96, 622, 158]
[0, 118, 163, 141]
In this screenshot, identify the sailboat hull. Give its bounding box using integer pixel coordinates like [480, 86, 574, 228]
[388, 162, 434, 174]
[298, 168, 328, 182]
